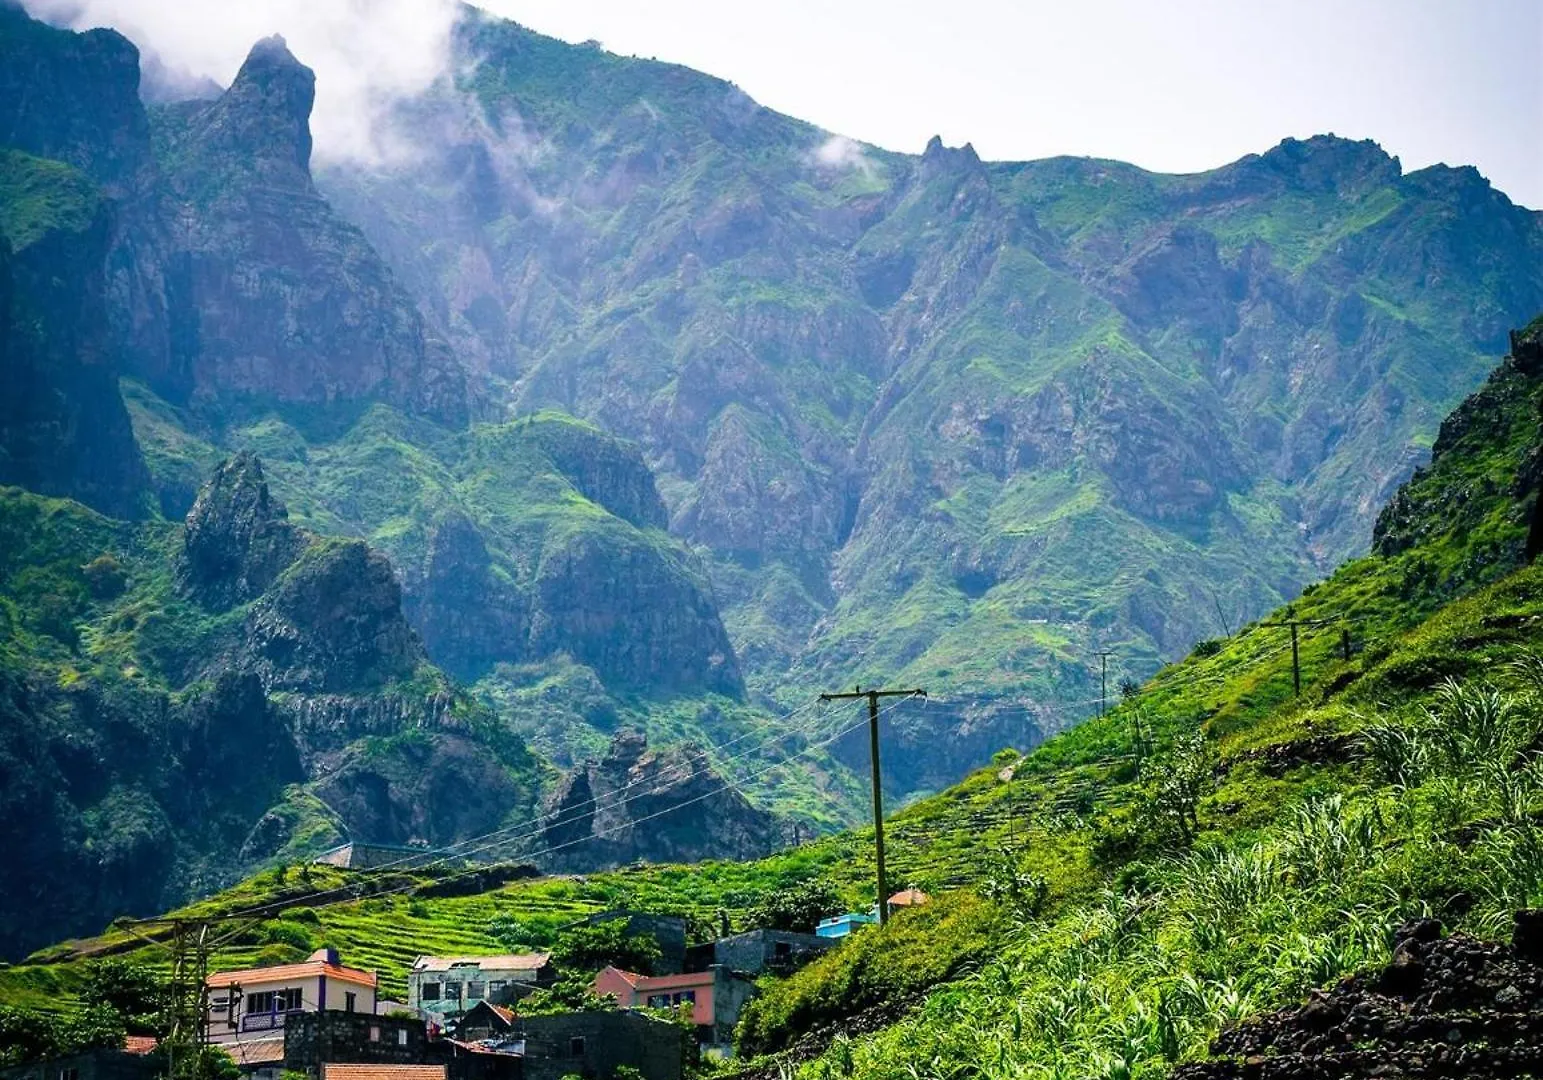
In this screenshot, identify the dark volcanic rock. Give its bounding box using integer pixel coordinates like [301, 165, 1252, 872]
[244, 539, 423, 694]
[1174, 913, 1543, 1079]
[177, 451, 305, 609]
[0, 183, 151, 518]
[538, 729, 788, 870]
[154, 36, 471, 425]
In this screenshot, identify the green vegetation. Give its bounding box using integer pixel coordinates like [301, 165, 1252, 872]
[7, 318, 1535, 1078]
[0, 149, 100, 250]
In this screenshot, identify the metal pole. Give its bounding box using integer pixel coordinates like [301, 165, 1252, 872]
[1290, 622, 1301, 697]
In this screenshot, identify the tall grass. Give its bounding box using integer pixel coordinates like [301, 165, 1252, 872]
[796, 665, 1543, 1080]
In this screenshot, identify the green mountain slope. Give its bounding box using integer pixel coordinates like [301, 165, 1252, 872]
[316, 7, 1543, 798]
[4, 317, 1539, 1075]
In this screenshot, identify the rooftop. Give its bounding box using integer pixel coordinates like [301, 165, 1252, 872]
[207, 952, 377, 990]
[222, 1038, 285, 1066]
[322, 1067, 448, 1080]
[410, 953, 550, 973]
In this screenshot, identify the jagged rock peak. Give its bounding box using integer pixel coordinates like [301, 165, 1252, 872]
[191, 33, 316, 185]
[177, 452, 306, 610]
[1252, 133, 1401, 193]
[919, 134, 983, 182]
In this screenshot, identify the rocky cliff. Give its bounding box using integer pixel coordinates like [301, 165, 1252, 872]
[314, 9, 1543, 801]
[0, 149, 149, 518]
[0, 457, 544, 959]
[539, 729, 789, 871]
[150, 37, 469, 425]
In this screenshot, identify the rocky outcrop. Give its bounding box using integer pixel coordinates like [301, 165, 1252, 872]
[1174, 914, 1543, 1079]
[177, 452, 305, 609]
[538, 729, 788, 870]
[0, 159, 150, 518]
[1371, 318, 1543, 591]
[244, 539, 423, 693]
[152, 36, 470, 425]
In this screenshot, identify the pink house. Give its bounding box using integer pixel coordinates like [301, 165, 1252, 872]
[593, 965, 755, 1047]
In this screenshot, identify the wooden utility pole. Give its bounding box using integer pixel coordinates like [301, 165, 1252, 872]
[1094, 650, 1115, 717]
[1260, 617, 1335, 698]
[818, 686, 926, 924]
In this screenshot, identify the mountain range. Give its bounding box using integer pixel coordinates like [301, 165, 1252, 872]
[1, 0, 1541, 955]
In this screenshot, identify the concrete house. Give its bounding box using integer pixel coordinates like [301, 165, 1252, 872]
[207, 949, 380, 1078]
[815, 911, 879, 939]
[407, 955, 553, 1018]
[0, 1040, 160, 1080]
[592, 966, 754, 1049]
[576, 913, 688, 974]
[685, 929, 833, 976]
[516, 1012, 688, 1080]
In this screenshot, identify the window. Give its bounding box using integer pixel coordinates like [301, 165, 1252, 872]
[445, 981, 462, 999]
[61, 1069, 79, 1080]
[421, 982, 441, 1002]
[488, 981, 506, 997]
[646, 994, 669, 1009]
[569, 1037, 585, 1058]
[345, 992, 357, 1014]
[467, 981, 486, 1000]
[774, 941, 792, 958]
[397, 1030, 409, 1047]
[369, 1027, 381, 1043]
[247, 991, 274, 1015]
[278, 988, 303, 1011]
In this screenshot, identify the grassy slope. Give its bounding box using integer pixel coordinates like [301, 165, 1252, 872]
[5, 323, 1538, 1075]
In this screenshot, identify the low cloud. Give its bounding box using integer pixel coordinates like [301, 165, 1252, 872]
[22, 0, 461, 165]
[811, 133, 873, 176]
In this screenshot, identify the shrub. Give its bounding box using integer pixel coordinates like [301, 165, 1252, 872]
[81, 555, 127, 600]
[736, 892, 1004, 1055]
[745, 879, 842, 933]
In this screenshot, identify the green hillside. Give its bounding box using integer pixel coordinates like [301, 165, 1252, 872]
[3, 318, 1538, 1077]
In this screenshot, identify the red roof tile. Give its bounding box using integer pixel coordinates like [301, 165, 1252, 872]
[207, 961, 377, 990]
[323, 1066, 447, 1080]
[122, 1036, 158, 1056]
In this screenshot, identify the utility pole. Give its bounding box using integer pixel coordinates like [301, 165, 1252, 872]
[1094, 650, 1115, 717]
[818, 685, 926, 924]
[1260, 617, 1335, 698]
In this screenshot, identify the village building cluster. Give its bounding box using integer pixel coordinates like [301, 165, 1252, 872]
[3, 892, 928, 1080]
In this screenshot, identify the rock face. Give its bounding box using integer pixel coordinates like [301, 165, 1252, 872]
[316, 8, 1543, 803]
[1173, 914, 1543, 1079]
[1371, 317, 1543, 593]
[152, 36, 469, 424]
[177, 451, 305, 608]
[0, 154, 150, 518]
[539, 730, 788, 870]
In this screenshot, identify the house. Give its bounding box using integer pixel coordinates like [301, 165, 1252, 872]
[575, 913, 688, 974]
[684, 929, 833, 976]
[282, 1012, 430, 1079]
[815, 911, 879, 939]
[0, 1042, 160, 1080]
[592, 966, 755, 1049]
[407, 955, 553, 1019]
[515, 1011, 688, 1080]
[454, 1002, 517, 1042]
[888, 888, 929, 910]
[207, 948, 380, 1078]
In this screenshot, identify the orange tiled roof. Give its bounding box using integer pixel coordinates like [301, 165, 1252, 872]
[323, 1065, 447, 1080]
[207, 961, 377, 990]
[122, 1036, 159, 1055]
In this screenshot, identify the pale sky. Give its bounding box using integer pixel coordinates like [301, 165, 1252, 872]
[28, 0, 1543, 207]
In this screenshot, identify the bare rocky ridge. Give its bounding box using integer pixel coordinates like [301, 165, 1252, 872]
[539, 729, 789, 870]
